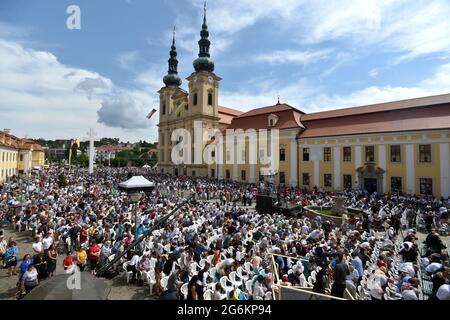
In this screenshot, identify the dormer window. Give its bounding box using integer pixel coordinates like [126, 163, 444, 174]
[268, 114, 279, 127]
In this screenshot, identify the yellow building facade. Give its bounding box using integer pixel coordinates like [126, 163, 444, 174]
[0, 131, 45, 183]
[157, 11, 450, 198]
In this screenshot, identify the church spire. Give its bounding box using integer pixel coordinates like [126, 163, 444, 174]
[193, 1, 215, 72]
[163, 26, 182, 87]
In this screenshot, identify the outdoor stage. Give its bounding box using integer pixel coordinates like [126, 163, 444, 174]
[255, 194, 303, 217]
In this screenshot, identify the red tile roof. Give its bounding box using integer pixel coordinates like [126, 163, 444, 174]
[218, 106, 243, 125]
[299, 103, 450, 138]
[96, 145, 132, 151]
[301, 93, 450, 121]
[236, 103, 304, 119]
[226, 104, 304, 130]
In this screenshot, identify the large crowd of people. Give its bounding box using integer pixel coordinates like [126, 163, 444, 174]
[0, 167, 448, 300]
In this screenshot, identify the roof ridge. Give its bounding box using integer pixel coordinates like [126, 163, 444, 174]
[302, 93, 450, 121]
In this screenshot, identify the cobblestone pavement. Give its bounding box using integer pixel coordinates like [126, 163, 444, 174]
[0, 226, 154, 300]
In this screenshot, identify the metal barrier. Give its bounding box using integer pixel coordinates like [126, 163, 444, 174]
[95, 193, 194, 277]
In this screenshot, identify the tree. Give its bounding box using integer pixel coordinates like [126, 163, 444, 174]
[57, 173, 68, 188]
[74, 153, 89, 167]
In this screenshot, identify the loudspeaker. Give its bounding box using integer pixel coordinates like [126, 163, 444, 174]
[256, 195, 277, 214]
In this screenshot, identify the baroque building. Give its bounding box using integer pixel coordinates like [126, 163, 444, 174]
[157, 8, 450, 197]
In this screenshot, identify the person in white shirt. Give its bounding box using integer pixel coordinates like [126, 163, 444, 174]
[32, 236, 43, 257]
[21, 264, 39, 294]
[42, 233, 53, 251]
[127, 252, 140, 284]
[425, 262, 443, 274]
[253, 275, 267, 300]
[436, 284, 450, 300]
[213, 283, 223, 300]
[345, 265, 360, 298]
[402, 289, 418, 300]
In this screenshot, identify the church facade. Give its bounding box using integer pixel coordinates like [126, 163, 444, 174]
[157, 9, 450, 198]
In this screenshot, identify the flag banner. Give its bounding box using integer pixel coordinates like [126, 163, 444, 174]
[71, 139, 80, 148]
[147, 108, 157, 119]
[175, 101, 187, 116]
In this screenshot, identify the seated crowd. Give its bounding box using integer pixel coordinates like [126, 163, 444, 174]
[0, 167, 448, 300]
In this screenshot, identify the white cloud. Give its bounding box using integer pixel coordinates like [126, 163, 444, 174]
[219, 62, 450, 114]
[0, 39, 159, 142]
[304, 63, 450, 112]
[183, 0, 450, 63]
[116, 50, 142, 72]
[220, 78, 320, 111]
[254, 49, 332, 65]
[368, 69, 378, 78]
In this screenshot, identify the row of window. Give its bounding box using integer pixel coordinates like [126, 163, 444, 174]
[160, 143, 434, 165]
[219, 170, 434, 195]
[301, 144, 432, 163]
[0, 168, 16, 179]
[1, 151, 18, 162]
[161, 93, 214, 115]
[300, 173, 432, 195]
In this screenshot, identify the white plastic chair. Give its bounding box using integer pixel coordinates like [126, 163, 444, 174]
[245, 279, 253, 295]
[209, 267, 218, 280]
[244, 262, 252, 273]
[237, 267, 249, 282]
[147, 270, 156, 295]
[203, 289, 214, 300]
[307, 276, 315, 286]
[123, 262, 133, 284]
[199, 258, 208, 268]
[220, 276, 234, 294]
[229, 271, 242, 289]
[264, 291, 272, 300]
[190, 262, 200, 276]
[161, 276, 169, 291]
[180, 283, 188, 300]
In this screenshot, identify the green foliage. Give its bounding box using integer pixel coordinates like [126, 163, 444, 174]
[73, 153, 89, 167]
[110, 157, 127, 167]
[96, 138, 120, 147]
[57, 173, 68, 188]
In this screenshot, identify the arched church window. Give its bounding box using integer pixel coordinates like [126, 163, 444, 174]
[193, 93, 198, 106]
[162, 102, 166, 115]
[208, 92, 213, 106]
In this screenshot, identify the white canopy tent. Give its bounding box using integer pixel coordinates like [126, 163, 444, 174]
[119, 175, 154, 189]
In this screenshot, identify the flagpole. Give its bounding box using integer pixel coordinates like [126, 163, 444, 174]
[68, 147, 72, 169]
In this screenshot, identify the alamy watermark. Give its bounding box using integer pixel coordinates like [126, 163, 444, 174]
[169, 121, 280, 175]
[66, 5, 81, 30]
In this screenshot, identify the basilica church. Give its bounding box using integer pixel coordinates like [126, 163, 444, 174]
[157, 7, 450, 198]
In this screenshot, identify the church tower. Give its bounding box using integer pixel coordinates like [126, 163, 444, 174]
[186, 1, 221, 123]
[157, 27, 188, 175]
[181, 1, 221, 177]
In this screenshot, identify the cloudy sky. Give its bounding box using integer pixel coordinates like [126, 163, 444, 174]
[1, 0, 450, 142]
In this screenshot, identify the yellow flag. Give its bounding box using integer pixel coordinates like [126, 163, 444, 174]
[175, 101, 187, 116]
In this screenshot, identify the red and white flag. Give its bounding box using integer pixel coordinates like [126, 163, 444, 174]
[147, 108, 157, 119]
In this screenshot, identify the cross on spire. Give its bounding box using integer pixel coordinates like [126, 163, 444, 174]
[203, 1, 207, 25]
[172, 25, 176, 46]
